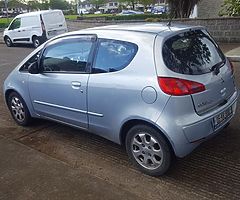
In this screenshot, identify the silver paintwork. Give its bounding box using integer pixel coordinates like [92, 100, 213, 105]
[3, 23, 238, 158]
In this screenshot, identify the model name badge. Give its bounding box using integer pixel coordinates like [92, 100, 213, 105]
[197, 100, 213, 108]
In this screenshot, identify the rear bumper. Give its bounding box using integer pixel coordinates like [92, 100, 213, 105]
[156, 89, 238, 158]
[183, 90, 238, 143]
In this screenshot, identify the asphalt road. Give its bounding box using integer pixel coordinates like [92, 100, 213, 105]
[0, 43, 240, 200]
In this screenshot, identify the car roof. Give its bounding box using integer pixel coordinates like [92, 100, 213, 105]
[86, 23, 204, 35]
[15, 10, 61, 18]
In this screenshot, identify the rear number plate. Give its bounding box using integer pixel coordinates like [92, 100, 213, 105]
[213, 106, 233, 129]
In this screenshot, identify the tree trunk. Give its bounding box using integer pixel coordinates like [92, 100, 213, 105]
[168, 0, 200, 18]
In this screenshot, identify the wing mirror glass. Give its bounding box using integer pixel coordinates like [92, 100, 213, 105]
[28, 61, 39, 74]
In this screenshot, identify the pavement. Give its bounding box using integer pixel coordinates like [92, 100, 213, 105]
[0, 135, 141, 200]
[226, 47, 240, 62]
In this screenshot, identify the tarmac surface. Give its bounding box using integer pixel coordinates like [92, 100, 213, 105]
[0, 43, 240, 200]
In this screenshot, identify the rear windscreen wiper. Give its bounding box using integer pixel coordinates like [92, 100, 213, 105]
[210, 60, 225, 75]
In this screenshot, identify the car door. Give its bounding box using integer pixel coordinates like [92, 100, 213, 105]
[28, 35, 96, 129]
[7, 18, 23, 42]
[87, 38, 139, 141]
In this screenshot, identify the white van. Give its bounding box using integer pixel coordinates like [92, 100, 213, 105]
[3, 10, 68, 48]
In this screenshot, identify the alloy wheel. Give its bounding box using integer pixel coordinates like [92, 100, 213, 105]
[10, 97, 25, 122]
[131, 132, 163, 170]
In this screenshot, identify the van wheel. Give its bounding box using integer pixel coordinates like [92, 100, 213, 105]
[7, 92, 32, 126]
[4, 36, 13, 47]
[125, 125, 172, 176]
[32, 36, 40, 48]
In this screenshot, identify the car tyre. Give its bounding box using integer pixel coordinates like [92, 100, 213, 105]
[4, 36, 13, 47]
[32, 36, 41, 48]
[7, 92, 32, 126]
[125, 125, 172, 176]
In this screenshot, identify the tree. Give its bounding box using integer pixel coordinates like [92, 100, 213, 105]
[220, 0, 240, 16]
[119, 0, 136, 10]
[28, 0, 41, 10]
[89, 0, 106, 10]
[49, 0, 70, 10]
[167, 0, 201, 18]
[139, 0, 155, 10]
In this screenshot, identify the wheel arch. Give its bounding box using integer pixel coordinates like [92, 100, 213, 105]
[4, 35, 9, 40]
[32, 34, 38, 41]
[5, 89, 16, 105]
[119, 119, 175, 156]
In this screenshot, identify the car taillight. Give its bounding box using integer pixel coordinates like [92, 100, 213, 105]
[158, 77, 205, 96]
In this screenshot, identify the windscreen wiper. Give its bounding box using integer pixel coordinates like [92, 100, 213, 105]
[210, 60, 225, 75]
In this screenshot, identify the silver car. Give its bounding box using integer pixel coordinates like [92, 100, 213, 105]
[3, 24, 238, 176]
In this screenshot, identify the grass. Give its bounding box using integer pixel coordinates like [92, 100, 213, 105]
[0, 17, 13, 28]
[65, 14, 112, 20]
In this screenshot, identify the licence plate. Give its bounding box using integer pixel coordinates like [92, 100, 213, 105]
[213, 106, 233, 129]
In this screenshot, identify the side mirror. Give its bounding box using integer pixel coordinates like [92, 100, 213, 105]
[28, 61, 39, 74]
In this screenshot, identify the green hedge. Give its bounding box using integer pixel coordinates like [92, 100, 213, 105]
[105, 13, 169, 21]
[0, 18, 12, 28]
[0, 23, 8, 28]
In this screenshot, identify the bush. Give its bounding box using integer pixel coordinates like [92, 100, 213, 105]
[220, 0, 240, 16]
[105, 13, 169, 21]
[0, 23, 8, 28]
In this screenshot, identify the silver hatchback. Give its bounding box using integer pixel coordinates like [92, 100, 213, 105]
[3, 24, 238, 176]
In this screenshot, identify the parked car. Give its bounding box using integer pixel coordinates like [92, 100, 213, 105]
[118, 10, 144, 15]
[3, 10, 68, 48]
[152, 5, 168, 14]
[94, 11, 102, 14]
[3, 24, 238, 176]
[78, 9, 90, 15]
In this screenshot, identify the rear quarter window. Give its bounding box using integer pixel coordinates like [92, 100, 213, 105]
[162, 29, 225, 75]
[92, 39, 138, 73]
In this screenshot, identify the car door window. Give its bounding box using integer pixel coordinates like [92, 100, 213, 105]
[92, 39, 138, 73]
[9, 18, 21, 30]
[41, 37, 95, 73]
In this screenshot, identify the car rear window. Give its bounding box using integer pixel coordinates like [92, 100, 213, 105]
[162, 29, 225, 75]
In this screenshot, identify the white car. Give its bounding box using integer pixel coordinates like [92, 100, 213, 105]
[3, 10, 68, 48]
[118, 10, 144, 15]
[94, 11, 101, 14]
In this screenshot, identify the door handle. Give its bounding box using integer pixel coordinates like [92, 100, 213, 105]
[71, 81, 81, 89]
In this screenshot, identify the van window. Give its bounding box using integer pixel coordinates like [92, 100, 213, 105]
[93, 39, 138, 73]
[21, 16, 39, 27]
[9, 18, 21, 30]
[42, 11, 64, 25]
[162, 30, 225, 75]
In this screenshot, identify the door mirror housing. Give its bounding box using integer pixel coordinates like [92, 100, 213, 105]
[28, 61, 39, 74]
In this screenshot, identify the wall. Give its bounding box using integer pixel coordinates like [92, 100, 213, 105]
[67, 17, 240, 43]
